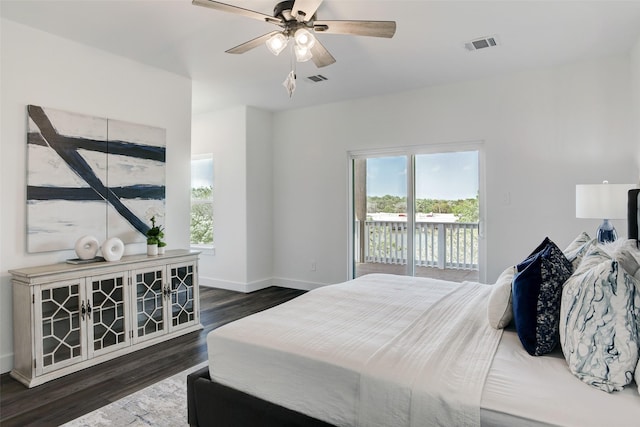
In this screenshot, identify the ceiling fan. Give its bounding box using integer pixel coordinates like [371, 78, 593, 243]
[192, 0, 397, 68]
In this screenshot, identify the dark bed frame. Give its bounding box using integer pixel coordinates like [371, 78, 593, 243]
[187, 189, 640, 427]
[187, 366, 333, 426]
[629, 189, 639, 246]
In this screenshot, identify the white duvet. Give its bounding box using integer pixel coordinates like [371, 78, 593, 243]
[207, 274, 502, 427]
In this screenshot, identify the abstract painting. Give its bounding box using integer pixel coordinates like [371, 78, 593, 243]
[27, 105, 166, 253]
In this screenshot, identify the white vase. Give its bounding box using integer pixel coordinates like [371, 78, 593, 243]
[102, 237, 124, 262]
[147, 244, 158, 256]
[158, 246, 166, 255]
[75, 235, 99, 260]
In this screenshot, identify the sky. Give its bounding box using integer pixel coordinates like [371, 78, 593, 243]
[366, 151, 478, 200]
[191, 152, 478, 198]
[191, 157, 213, 188]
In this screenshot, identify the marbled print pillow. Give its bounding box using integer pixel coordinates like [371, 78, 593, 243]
[636, 359, 640, 394]
[562, 232, 594, 271]
[600, 239, 640, 280]
[560, 245, 640, 392]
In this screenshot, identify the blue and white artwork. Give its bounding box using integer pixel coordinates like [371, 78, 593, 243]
[27, 105, 166, 253]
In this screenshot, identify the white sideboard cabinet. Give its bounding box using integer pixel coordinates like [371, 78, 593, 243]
[10, 249, 201, 388]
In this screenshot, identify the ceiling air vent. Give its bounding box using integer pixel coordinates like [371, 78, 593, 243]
[306, 74, 328, 83]
[464, 36, 499, 51]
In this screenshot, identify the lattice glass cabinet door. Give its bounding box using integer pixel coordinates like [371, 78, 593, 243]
[87, 272, 130, 358]
[132, 266, 167, 343]
[35, 279, 86, 375]
[169, 262, 199, 331]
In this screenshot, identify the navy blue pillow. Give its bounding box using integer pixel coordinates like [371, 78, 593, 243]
[512, 238, 572, 356]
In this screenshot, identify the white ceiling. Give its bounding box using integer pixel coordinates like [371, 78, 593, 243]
[2, 0, 640, 114]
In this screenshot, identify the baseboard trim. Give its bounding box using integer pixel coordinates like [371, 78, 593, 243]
[0, 352, 14, 375]
[199, 276, 272, 293]
[199, 276, 328, 293]
[271, 277, 327, 291]
[245, 278, 272, 293]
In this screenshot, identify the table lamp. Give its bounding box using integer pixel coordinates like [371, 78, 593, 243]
[576, 181, 634, 243]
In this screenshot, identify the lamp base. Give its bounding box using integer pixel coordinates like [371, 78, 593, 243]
[597, 219, 618, 243]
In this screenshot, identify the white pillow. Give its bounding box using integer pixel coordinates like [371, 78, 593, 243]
[560, 245, 640, 392]
[487, 266, 516, 329]
[562, 232, 593, 271]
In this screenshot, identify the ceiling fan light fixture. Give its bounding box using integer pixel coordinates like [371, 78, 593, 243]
[294, 44, 313, 62]
[194, 0, 396, 93]
[266, 32, 288, 55]
[294, 28, 316, 50]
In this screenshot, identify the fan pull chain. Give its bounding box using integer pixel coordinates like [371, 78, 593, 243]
[282, 41, 297, 97]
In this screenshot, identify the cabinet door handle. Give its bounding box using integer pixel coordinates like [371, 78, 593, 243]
[81, 301, 86, 321]
[87, 300, 92, 319]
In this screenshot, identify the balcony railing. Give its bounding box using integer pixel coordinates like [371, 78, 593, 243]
[355, 220, 479, 270]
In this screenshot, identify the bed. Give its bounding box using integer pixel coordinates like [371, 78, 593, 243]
[188, 189, 640, 427]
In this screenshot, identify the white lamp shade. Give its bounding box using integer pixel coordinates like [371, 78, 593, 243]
[294, 28, 316, 49]
[266, 33, 288, 56]
[576, 184, 635, 219]
[294, 45, 313, 62]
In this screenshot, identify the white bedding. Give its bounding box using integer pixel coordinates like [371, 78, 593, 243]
[207, 273, 640, 426]
[481, 331, 640, 427]
[208, 274, 502, 426]
[358, 281, 502, 427]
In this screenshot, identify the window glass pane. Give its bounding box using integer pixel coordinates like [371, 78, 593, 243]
[191, 156, 213, 245]
[414, 151, 479, 277]
[191, 157, 213, 198]
[354, 155, 410, 278]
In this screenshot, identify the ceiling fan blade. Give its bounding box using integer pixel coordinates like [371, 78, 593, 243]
[291, 0, 323, 22]
[192, 0, 283, 25]
[314, 20, 396, 38]
[310, 39, 336, 68]
[226, 31, 281, 54]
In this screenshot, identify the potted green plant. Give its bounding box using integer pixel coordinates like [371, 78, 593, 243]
[146, 216, 164, 256]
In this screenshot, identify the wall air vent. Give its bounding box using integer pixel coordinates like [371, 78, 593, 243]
[306, 74, 328, 83]
[464, 35, 499, 51]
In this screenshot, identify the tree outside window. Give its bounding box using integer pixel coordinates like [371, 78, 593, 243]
[191, 155, 213, 246]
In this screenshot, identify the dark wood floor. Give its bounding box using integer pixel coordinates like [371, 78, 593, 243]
[0, 286, 306, 426]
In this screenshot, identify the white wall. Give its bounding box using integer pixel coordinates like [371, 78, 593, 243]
[270, 55, 637, 290]
[632, 35, 640, 180]
[191, 106, 273, 291]
[192, 107, 248, 289]
[0, 19, 192, 374]
[245, 107, 274, 287]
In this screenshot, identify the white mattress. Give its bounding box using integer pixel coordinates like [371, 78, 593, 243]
[207, 274, 640, 426]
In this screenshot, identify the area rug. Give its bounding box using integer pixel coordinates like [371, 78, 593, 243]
[61, 362, 207, 427]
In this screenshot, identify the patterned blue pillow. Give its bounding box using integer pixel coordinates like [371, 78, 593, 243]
[560, 245, 640, 392]
[512, 238, 573, 356]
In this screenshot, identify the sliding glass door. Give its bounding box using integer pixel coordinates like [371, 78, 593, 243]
[351, 146, 481, 282]
[413, 152, 479, 281]
[353, 155, 411, 277]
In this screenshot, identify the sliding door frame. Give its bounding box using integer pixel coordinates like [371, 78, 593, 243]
[347, 141, 487, 282]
